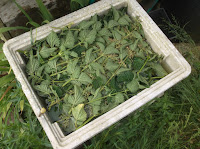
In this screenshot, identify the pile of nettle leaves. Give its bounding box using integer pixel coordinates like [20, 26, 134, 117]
[24, 7, 167, 134]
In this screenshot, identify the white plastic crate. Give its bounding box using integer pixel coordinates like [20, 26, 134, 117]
[3, 0, 191, 148]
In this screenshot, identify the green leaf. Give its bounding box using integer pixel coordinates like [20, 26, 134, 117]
[0, 73, 15, 87]
[65, 30, 75, 49]
[96, 42, 105, 51]
[114, 93, 124, 104]
[112, 30, 122, 40]
[117, 71, 134, 83]
[66, 59, 78, 74]
[151, 63, 168, 77]
[85, 48, 95, 64]
[116, 68, 130, 75]
[36, 65, 45, 77]
[34, 84, 52, 95]
[132, 31, 142, 39]
[108, 20, 119, 29]
[98, 28, 112, 36]
[68, 85, 85, 106]
[46, 31, 60, 48]
[70, 51, 78, 57]
[126, 79, 139, 93]
[40, 46, 57, 58]
[91, 62, 105, 74]
[104, 47, 119, 55]
[72, 104, 87, 126]
[48, 59, 57, 72]
[118, 16, 129, 26]
[79, 20, 95, 30]
[92, 77, 104, 89]
[70, 0, 89, 11]
[78, 72, 92, 85]
[92, 21, 102, 31]
[0, 60, 9, 67]
[26, 52, 40, 75]
[0, 26, 29, 34]
[133, 57, 145, 70]
[35, 0, 54, 21]
[112, 6, 120, 21]
[85, 29, 97, 44]
[129, 39, 139, 51]
[105, 59, 118, 71]
[20, 100, 24, 112]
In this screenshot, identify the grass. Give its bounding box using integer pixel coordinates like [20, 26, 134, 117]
[0, 5, 200, 149]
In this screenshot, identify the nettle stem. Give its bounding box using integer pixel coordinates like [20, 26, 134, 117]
[137, 56, 150, 75]
[100, 55, 129, 91]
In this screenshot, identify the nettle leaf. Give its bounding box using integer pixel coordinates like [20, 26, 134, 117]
[98, 28, 112, 36]
[36, 65, 45, 77]
[78, 72, 92, 85]
[108, 20, 119, 29]
[130, 39, 139, 51]
[79, 30, 87, 41]
[104, 46, 119, 55]
[65, 30, 75, 49]
[85, 48, 95, 64]
[34, 84, 52, 95]
[124, 14, 132, 23]
[126, 79, 139, 93]
[73, 66, 81, 79]
[151, 63, 168, 77]
[96, 42, 105, 51]
[66, 59, 78, 74]
[62, 103, 72, 115]
[96, 37, 105, 44]
[105, 59, 118, 71]
[85, 29, 97, 44]
[112, 6, 120, 21]
[72, 104, 87, 126]
[48, 59, 57, 71]
[91, 14, 98, 22]
[40, 46, 57, 58]
[114, 93, 124, 104]
[132, 31, 142, 39]
[116, 68, 130, 75]
[68, 85, 85, 106]
[112, 30, 122, 40]
[117, 70, 134, 83]
[91, 62, 105, 74]
[46, 31, 60, 48]
[118, 16, 129, 26]
[92, 76, 104, 89]
[70, 51, 78, 57]
[92, 21, 102, 31]
[89, 88, 102, 115]
[79, 20, 95, 30]
[133, 57, 145, 70]
[26, 53, 39, 75]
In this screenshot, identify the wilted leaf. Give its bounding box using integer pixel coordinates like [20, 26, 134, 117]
[72, 104, 87, 126]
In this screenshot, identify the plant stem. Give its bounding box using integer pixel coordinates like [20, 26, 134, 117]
[137, 56, 150, 75]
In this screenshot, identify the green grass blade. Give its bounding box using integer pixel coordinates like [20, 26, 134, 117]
[0, 61, 9, 67]
[13, 0, 32, 22]
[70, 0, 90, 11]
[0, 73, 15, 87]
[0, 27, 29, 34]
[35, 0, 54, 21]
